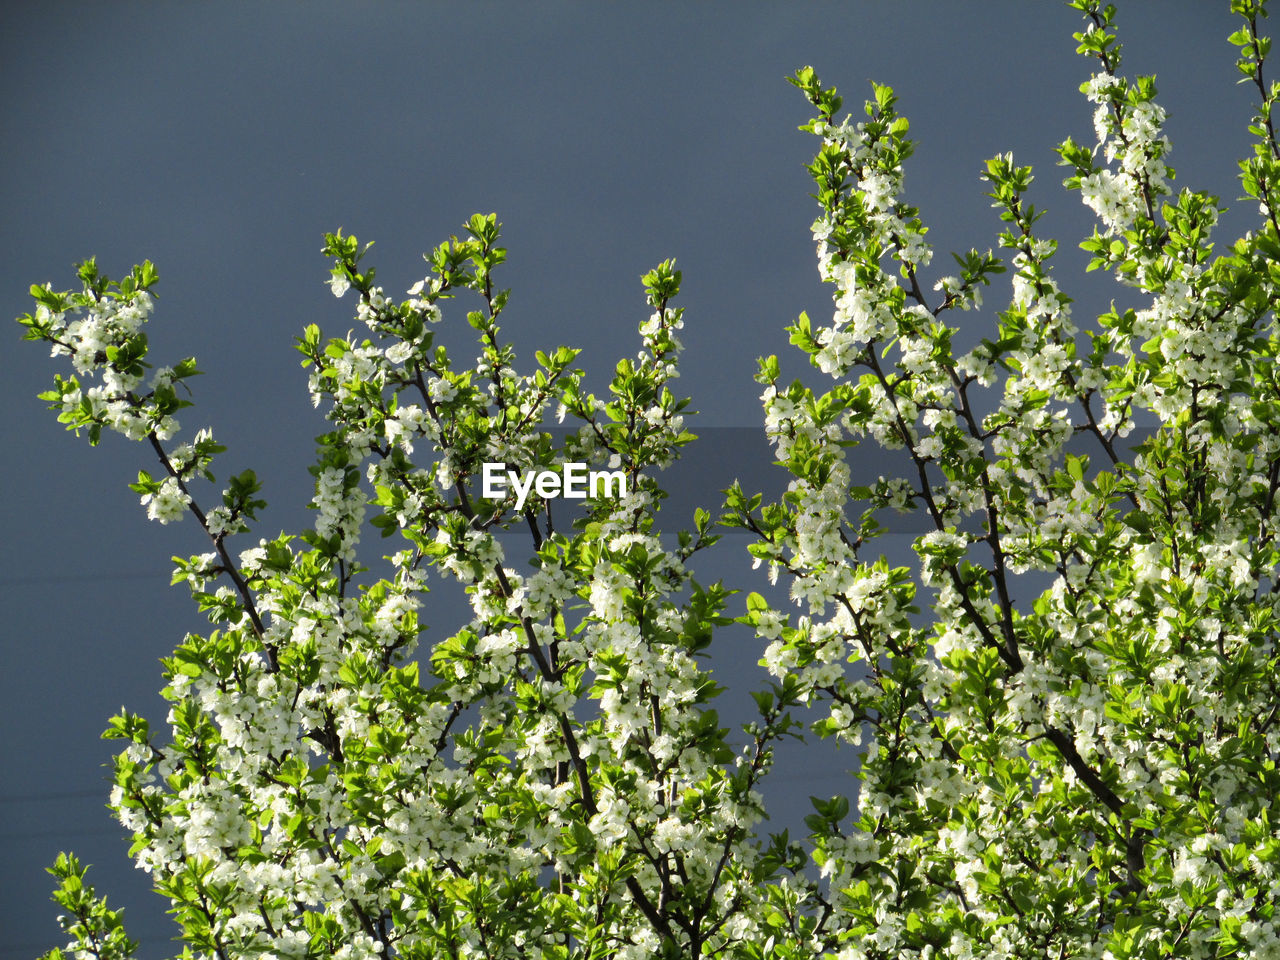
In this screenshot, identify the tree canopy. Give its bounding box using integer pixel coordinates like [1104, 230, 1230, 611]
[20, 2, 1280, 958]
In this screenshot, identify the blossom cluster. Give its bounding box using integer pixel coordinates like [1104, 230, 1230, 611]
[24, 213, 792, 959]
[725, 2, 1280, 957]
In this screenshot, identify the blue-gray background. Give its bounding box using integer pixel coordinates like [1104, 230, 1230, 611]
[0, 3, 1248, 956]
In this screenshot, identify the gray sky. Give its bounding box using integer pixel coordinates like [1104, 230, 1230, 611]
[1, 2, 1247, 956]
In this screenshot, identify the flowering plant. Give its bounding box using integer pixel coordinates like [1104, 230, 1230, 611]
[20, 1, 1280, 958]
[726, 1, 1280, 955]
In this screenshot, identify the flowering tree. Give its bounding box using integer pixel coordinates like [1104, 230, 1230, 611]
[21, 215, 769, 960]
[728, 0, 1280, 956]
[20, 1, 1280, 957]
